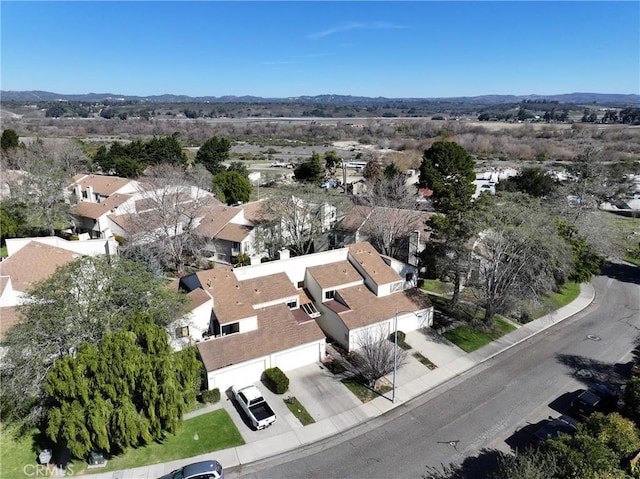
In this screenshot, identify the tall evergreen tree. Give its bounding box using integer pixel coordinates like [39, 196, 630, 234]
[418, 141, 476, 214]
[45, 315, 201, 458]
[195, 136, 231, 176]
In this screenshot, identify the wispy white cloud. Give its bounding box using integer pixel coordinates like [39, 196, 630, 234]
[308, 21, 409, 40]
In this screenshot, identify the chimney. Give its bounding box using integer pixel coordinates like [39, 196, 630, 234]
[278, 249, 290, 260]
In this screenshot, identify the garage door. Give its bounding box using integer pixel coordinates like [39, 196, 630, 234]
[210, 358, 267, 392]
[274, 343, 322, 372]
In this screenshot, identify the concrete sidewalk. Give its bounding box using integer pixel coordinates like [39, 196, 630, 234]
[80, 283, 595, 479]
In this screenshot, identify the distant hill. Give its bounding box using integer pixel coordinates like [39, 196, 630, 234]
[1, 90, 638, 106]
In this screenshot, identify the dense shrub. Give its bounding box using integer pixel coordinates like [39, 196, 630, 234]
[263, 367, 289, 394]
[201, 388, 220, 403]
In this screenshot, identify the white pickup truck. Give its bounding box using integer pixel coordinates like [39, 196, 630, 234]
[231, 384, 276, 430]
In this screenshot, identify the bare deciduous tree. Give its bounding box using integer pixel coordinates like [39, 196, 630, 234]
[121, 166, 218, 273]
[258, 185, 347, 256]
[470, 193, 573, 324]
[345, 324, 407, 388]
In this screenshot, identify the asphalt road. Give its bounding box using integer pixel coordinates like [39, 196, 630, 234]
[232, 263, 640, 479]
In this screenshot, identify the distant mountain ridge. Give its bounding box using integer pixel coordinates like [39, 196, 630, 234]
[1, 90, 638, 105]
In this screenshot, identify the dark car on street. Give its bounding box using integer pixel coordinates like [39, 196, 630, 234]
[570, 384, 619, 418]
[159, 460, 224, 479]
[527, 415, 579, 446]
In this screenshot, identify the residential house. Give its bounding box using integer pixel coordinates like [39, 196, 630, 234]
[69, 173, 218, 242]
[0, 236, 117, 338]
[194, 203, 256, 265]
[333, 205, 434, 267]
[177, 241, 432, 391]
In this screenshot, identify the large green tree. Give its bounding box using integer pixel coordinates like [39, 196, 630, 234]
[0, 199, 29, 243]
[1, 129, 21, 151]
[418, 141, 476, 214]
[1, 256, 186, 426]
[45, 315, 201, 458]
[212, 170, 252, 205]
[93, 135, 187, 177]
[418, 141, 476, 306]
[195, 136, 231, 176]
[497, 167, 559, 198]
[557, 219, 605, 282]
[294, 152, 324, 183]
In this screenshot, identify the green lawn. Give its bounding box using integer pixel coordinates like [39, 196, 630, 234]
[284, 397, 315, 426]
[443, 317, 517, 353]
[1, 410, 244, 478]
[532, 282, 581, 319]
[0, 425, 42, 479]
[421, 279, 454, 295]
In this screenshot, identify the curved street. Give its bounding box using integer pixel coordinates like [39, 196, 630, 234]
[232, 263, 640, 479]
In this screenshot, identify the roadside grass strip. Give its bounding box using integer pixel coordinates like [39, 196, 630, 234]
[341, 377, 392, 403]
[413, 352, 438, 370]
[284, 397, 316, 426]
[443, 318, 517, 353]
[532, 282, 580, 319]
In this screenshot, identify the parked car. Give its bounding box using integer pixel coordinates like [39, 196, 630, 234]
[527, 415, 579, 446]
[159, 460, 224, 479]
[571, 384, 619, 418]
[231, 384, 276, 430]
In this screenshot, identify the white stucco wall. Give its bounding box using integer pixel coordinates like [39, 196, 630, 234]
[205, 339, 325, 392]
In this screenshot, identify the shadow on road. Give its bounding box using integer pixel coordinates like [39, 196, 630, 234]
[423, 448, 502, 479]
[601, 261, 640, 285]
[504, 418, 549, 451]
[548, 390, 581, 416]
[555, 353, 629, 390]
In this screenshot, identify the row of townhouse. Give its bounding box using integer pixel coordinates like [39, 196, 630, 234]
[173, 241, 433, 392]
[0, 235, 433, 394]
[2, 173, 436, 391]
[68, 174, 338, 265]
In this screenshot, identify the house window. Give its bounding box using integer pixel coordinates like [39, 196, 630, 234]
[287, 300, 297, 309]
[81, 190, 88, 199]
[325, 290, 335, 300]
[221, 322, 240, 336]
[390, 282, 403, 292]
[301, 302, 320, 318]
[175, 326, 189, 338]
[297, 281, 304, 289]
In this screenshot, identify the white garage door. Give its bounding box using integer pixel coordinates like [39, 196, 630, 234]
[274, 343, 321, 372]
[210, 358, 267, 392]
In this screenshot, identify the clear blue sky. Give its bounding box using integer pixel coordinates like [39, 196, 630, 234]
[2, 1, 638, 98]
